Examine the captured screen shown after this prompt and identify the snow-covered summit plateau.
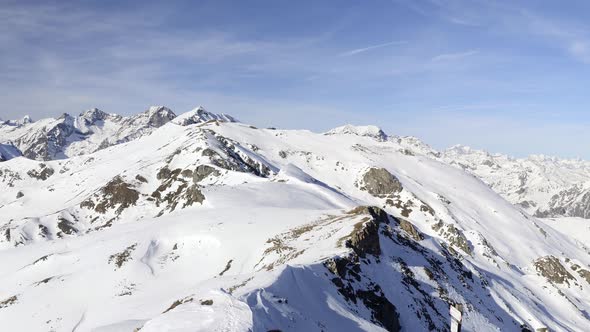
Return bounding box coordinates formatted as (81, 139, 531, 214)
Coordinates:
(0, 107, 589, 331)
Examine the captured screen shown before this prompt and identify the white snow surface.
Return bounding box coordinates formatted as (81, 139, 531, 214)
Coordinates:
(0, 114, 589, 331)
(325, 124, 388, 141)
(173, 106, 238, 125)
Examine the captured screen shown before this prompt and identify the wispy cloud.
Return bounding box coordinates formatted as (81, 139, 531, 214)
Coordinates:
(431, 50, 479, 62)
(392, 0, 482, 27)
(339, 41, 406, 56)
(516, 10, 590, 64)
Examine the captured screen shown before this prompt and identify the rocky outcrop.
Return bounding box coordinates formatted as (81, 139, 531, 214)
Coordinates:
(534, 256, 575, 286)
(432, 221, 472, 255)
(345, 206, 390, 257)
(151, 166, 206, 215)
(192, 165, 221, 183)
(27, 163, 54, 180)
(357, 167, 402, 197)
(80, 176, 140, 215)
(108, 243, 137, 269)
(325, 207, 401, 331)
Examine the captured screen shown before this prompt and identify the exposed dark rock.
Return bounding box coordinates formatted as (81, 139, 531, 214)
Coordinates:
(193, 165, 220, 183)
(163, 296, 193, 313)
(398, 219, 424, 241)
(27, 164, 54, 180)
(0, 295, 17, 308)
(108, 243, 137, 269)
(357, 167, 402, 197)
(135, 174, 148, 183)
(432, 221, 471, 255)
(576, 268, 590, 284)
(16, 191, 24, 198)
(419, 202, 435, 216)
(534, 256, 575, 285)
(324, 208, 402, 332)
(357, 287, 401, 332)
(345, 206, 390, 257)
(56, 217, 77, 237)
(219, 259, 233, 276)
(151, 166, 206, 215)
(80, 176, 140, 215)
(183, 184, 205, 207)
(200, 299, 214, 306)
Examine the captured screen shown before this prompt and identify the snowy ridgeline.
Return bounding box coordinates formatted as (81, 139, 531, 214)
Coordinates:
(0, 108, 589, 331)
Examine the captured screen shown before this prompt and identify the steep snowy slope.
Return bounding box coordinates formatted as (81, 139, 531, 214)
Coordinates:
(0, 142, 21, 161)
(1, 117, 590, 331)
(440, 145, 590, 218)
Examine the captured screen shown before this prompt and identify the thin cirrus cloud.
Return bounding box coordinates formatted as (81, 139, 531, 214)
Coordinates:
(431, 50, 479, 62)
(339, 41, 407, 56)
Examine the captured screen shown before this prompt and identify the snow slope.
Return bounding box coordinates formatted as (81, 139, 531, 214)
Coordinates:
(0, 114, 589, 331)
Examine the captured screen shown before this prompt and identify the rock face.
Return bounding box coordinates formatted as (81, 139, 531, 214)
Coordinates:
(325, 207, 402, 331)
(81, 176, 140, 215)
(192, 165, 221, 183)
(357, 167, 403, 197)
(534, 256, 575, 285)
(345, 206, 390, 257)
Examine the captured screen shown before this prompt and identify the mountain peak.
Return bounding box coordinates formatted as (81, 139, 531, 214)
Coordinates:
(146, 105, 174, 116)
(143, 106, 177, 127)
(324, 124, 387, 141)
(79, 108, 109, 123)
(173, 106, 238, 126)
(21, 115, 33, 124)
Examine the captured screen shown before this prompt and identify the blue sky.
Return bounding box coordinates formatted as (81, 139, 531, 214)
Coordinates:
(2, 0, 590, 158)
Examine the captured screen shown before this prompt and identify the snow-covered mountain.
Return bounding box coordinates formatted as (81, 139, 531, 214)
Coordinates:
(1, 111, 590, 331)
(440, 145, 590, 219)
(0, 106, 233, 161)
